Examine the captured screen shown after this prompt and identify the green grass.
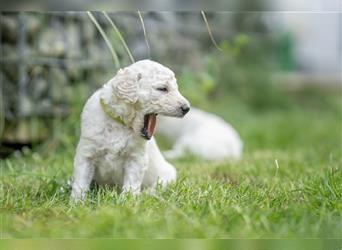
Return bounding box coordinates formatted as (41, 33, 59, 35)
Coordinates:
(1, 87, 341, 238)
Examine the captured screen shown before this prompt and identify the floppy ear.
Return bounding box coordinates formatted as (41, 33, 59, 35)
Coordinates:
(112, 68, 139, 103)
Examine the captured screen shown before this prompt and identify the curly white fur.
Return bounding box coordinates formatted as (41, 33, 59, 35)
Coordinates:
(158, 107, 243, 161)
(71, 60, 190, 201)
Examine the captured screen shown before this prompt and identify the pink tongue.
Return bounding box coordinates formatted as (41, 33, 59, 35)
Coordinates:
(147, 114, 157, 138)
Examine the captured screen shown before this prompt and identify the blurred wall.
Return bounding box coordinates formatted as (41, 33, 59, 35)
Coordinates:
(266, 0, 341, 74)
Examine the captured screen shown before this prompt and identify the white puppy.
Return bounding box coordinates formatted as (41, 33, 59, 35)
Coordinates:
(157, 107, 243, 161)
(71, 60, 190, 201)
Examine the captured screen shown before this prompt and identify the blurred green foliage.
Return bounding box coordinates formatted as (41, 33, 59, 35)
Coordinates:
(178, 33, 294, 111)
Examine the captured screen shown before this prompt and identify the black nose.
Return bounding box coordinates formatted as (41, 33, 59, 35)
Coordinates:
(181, 105, 190, 115)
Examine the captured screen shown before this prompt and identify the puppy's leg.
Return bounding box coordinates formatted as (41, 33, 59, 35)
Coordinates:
(143, 138, 177, 189)
(156, 161, 177, 187)
(71, 143, 95, 202)
(122, 154, 147, 195)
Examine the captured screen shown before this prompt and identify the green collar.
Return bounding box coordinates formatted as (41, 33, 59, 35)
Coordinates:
(99, 97, 125, 126)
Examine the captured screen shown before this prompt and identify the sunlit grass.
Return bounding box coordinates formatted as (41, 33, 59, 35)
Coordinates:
(1, 88, 341, 238)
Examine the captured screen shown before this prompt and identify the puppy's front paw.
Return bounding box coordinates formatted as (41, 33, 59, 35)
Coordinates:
(121, 186, 141, 196)
(70, 189, 87, 203)
(143, 187, 156, 195)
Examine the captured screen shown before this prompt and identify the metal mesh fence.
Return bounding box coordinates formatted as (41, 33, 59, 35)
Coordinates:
(0, 12, 119, 155)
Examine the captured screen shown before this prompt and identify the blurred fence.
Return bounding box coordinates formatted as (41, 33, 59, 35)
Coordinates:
(1, 11, 116, 116)
(0, 12, 119, 156)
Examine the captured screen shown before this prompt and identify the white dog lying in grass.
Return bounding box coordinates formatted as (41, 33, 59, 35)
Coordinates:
(71, 60, 190, 201)
(157, 107, 243, 161)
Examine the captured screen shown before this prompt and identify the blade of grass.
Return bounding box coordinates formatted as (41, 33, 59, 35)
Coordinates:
(137, 11, 151, 58)
(0, 14, 3, 141)
(102, 11, 135, 64)
(86, 11, 120, 69)
(201, 11, 223, 52)
(0, 71, 4, 141)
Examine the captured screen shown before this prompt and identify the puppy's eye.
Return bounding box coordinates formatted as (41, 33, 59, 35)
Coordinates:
(156, 87, 168, 92)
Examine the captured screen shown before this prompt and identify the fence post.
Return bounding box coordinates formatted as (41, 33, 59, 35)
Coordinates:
(17, 11, 28, 118)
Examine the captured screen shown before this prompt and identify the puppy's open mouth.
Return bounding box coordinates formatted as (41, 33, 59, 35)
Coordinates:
(140, 113, 157, 140)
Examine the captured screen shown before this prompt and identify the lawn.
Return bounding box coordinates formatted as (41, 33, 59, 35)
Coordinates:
(1, 85, 341, 238)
